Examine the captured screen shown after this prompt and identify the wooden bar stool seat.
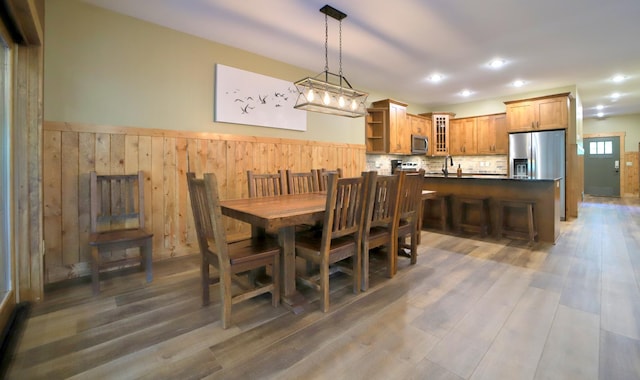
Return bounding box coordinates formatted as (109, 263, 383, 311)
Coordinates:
(498, 199, 537, 243)
(422, 194, 451, 232)
(455, 195, 490, 237)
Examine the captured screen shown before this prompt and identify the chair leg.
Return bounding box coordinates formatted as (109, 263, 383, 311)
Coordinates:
(361, 242, 370, 291)
(353, 247, 361, 295)
(272, 255, 280, 307)
(91, 247, 100, 295)
(320, 262, 330, 312)
(220, 271, 233, 329)
(410, 225, 418, 265)
(201, 256, 210, 306)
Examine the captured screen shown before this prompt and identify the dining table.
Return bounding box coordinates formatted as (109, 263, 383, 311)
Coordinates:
(220, 192, 328, 314)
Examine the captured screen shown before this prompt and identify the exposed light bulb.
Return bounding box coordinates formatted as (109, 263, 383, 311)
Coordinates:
(338, 96, 346, 108)
(351, 99, 357, 111)
(306, 89, 315, 102)
(612, 74, 626, 83)
(429, 74, 443, 82)
(323, 91, 331, 105)
(489, 58, 506, 69)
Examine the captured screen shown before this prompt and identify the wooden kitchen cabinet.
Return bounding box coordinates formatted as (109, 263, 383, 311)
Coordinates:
(421, 112, 455, 156)
(371, 99, 410, 154)
(365, 108, 388, 153)
(449, 117, 477, 155)
(477, 113, 507, 154)
(408, 113, 431, 152)
(505, 93, 570, 132)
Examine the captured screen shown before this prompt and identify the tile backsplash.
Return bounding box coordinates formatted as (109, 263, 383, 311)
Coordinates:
(366, 154, 508, 175)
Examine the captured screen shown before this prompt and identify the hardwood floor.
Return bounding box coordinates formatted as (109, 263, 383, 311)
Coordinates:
(6, 196, 640, 379)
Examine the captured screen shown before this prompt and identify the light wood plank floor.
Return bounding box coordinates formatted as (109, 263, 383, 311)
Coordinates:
(6, 196, 640, 379)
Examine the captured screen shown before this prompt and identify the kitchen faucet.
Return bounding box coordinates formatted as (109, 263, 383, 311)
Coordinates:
(442, 155, 454, 176)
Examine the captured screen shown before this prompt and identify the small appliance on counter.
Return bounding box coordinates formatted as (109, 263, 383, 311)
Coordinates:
(400, 161, 420, 171)
(391, 159, 403, 174)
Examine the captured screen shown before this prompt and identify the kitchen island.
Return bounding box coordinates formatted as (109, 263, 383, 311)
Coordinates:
(422, 174, 561, 243)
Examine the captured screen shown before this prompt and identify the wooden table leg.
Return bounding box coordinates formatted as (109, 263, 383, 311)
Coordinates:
(278, 225, 306, 314)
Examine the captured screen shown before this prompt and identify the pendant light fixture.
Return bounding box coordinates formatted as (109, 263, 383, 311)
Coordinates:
(294, 5, 368, 118)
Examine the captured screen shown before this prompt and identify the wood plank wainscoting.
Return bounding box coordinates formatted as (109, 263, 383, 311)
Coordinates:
(42, 121, 366, 285)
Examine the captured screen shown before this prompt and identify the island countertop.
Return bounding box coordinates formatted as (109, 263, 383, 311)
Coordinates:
(421, 175, 561, 243)
(423, 173, 562, 181)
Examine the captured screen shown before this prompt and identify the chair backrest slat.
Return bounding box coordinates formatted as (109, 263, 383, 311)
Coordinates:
(397, 170, 425, 222)
(186, 172, 231, 271)
(247, 170, 287, 197)
(90, 171, 144, 232)
(287, 170, 320, 194)
(322, 174, 367, 243)
(318, 168, 343, 192)
(363, 171, 400, 234)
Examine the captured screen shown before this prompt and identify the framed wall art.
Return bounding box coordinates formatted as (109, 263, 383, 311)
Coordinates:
(214, 64, 306, 131)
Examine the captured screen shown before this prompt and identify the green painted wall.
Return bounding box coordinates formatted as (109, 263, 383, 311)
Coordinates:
(584, 114, 640, 152)
(44, 0, 380, 144)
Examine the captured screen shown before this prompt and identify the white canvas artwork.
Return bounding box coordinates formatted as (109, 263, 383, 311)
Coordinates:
(214, 64, 307, 131)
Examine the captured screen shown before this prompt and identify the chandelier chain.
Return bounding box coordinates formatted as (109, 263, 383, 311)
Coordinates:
(339, 19, 343, 78)
(324, 13, 329, 73)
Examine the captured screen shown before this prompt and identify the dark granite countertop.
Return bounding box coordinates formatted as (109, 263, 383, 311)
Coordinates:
(423, 173, 561, 181)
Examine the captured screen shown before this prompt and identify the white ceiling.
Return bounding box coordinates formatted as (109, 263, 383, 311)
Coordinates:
(82, 0, 640, 119)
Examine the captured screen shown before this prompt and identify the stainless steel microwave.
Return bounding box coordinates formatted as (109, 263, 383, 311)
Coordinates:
(411, 134, 429, 154)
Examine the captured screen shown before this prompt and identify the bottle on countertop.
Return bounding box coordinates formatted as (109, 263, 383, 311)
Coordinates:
(457, 164, 462, 177)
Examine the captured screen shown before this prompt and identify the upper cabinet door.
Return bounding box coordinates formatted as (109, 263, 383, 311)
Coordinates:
(505, 93, 570, 132)
(449, 117, 477, 155)
(477, 113, 507, 154)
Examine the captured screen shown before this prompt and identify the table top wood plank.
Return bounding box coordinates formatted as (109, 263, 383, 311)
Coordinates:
(220, 192, 327, 231)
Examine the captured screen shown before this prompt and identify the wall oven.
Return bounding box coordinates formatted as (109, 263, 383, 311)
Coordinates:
(411, 134, 429, 154)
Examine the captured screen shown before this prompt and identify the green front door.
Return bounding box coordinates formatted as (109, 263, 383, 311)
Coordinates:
(584, 136, 620, 197)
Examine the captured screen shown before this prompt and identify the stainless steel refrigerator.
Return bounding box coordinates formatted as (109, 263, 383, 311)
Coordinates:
(508, 130, 565, 220)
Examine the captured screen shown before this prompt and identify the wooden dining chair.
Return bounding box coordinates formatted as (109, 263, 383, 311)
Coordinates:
(186, 172, 280, 329)
(295, 173, 368, 312)
(361, 171, 401, 291)
(88, 171, 153, 295)
(317, 168, 343, 192)
(395, 169, 425, 274)
(286, 169, 320, 194)
(247, 169, 287, 197)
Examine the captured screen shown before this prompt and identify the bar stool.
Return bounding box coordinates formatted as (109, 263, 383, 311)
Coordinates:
(498, 199, 537, 243)
(422, 194, 451, 232)
(455, 195, 490, 237)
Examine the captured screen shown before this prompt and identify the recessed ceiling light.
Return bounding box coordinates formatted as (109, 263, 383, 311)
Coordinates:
(597, 112, 604, 118)
(488, 58, 506, 69)
(611, 92, 621, 100)
(612, 74, 626, 83)
(512, 80, 526, 87)
(428, 73, 444, 83)
(460, 89, 473, 97)
(596, 104, 604, 110)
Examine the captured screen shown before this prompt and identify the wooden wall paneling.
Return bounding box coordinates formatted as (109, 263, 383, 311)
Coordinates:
(110, 134, 125, 175)
(42, 130, 61, 282)
(41, 122, 367, 283)
(94, 133, 110, 174)
(151, 136, 165, 257)
(60, 131, 79, 265)
(13, 47, 33, 298)
(175, 137, 190, 251)
(123, 135, 140, 259)
(163, 137, 177, 257)
(77, 132, 95, 263)
(138, 135, 153, 240)
(624, 152, 639, 196)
